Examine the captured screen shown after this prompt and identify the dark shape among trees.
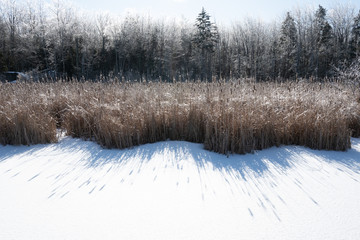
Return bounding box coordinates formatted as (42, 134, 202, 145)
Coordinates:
(313, 5, 333, 78)
(279, 12, 297, 79)
(350, 10, 360, 59)
(192, 7, 219, 81)
(0, 1, 360, 81)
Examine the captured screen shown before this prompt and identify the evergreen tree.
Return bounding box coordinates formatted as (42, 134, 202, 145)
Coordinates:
(279, 12, 297, 79)
(192, 8, 219, 81)
(314, 5, 333, 78)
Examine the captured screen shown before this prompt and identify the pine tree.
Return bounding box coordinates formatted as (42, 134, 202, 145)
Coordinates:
(192, 8, 219, 81)
(279, 12, 297, 79)
(313, 5, 333, 78)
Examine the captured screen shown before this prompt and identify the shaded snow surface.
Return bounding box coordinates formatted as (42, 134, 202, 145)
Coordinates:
(1, 136, 360, 240)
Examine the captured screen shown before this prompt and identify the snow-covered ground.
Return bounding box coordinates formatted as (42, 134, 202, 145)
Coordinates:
(1, 135, 360, 240)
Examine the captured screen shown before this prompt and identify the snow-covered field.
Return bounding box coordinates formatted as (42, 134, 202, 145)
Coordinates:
(1, 135, 360, 240)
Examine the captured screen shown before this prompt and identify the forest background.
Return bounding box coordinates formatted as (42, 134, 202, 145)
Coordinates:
(0, 0, 360, 81)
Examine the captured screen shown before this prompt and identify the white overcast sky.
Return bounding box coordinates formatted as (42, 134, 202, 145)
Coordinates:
(54, 0, 360, 25)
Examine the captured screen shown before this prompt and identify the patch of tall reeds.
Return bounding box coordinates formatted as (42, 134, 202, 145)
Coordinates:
(0, 79, 359, 154)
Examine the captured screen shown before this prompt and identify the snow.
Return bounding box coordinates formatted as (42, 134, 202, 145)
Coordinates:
(1, 136, 360, 240)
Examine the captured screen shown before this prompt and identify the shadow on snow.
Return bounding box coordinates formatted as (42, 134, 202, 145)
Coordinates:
(1, 137, 360, 177)
(1, 137, 360, 221)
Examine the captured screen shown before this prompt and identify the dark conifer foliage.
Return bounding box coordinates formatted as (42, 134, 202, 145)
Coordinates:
(192, 8, 219, 81)
(279, 12, 297, 79)
(313, 5, 333, 78)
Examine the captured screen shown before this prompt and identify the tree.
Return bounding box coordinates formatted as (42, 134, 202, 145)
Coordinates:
(329, 4, 356, 66)
(279, 12, 297, 79)
(2, 0, 23, 71)
(95, 13, 112, 77)
(178, 22, 193, 80)
(313, 5, 333, 78)
(192, 8, 219, 81)
(268, 23, 280, 80)
(0, 0, 359, 81)
(350, 11, 360, 59)
(0, 6, 7, 72)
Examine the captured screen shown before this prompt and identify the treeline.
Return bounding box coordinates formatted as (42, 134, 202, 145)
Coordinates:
(0, 0, 360, 81)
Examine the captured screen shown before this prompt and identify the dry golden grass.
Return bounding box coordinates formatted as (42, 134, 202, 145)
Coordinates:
(0, 79, 359, 154)
(0, 82, 57, 145)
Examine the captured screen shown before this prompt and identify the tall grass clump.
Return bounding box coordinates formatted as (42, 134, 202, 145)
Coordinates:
(0, 82, 57, 145)
(0, 79, 359, 154)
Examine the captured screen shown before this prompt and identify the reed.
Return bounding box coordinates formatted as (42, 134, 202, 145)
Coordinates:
(0, 79, 358, 154)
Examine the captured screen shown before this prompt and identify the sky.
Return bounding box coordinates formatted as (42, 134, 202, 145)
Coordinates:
(67, 0, 360, 26)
